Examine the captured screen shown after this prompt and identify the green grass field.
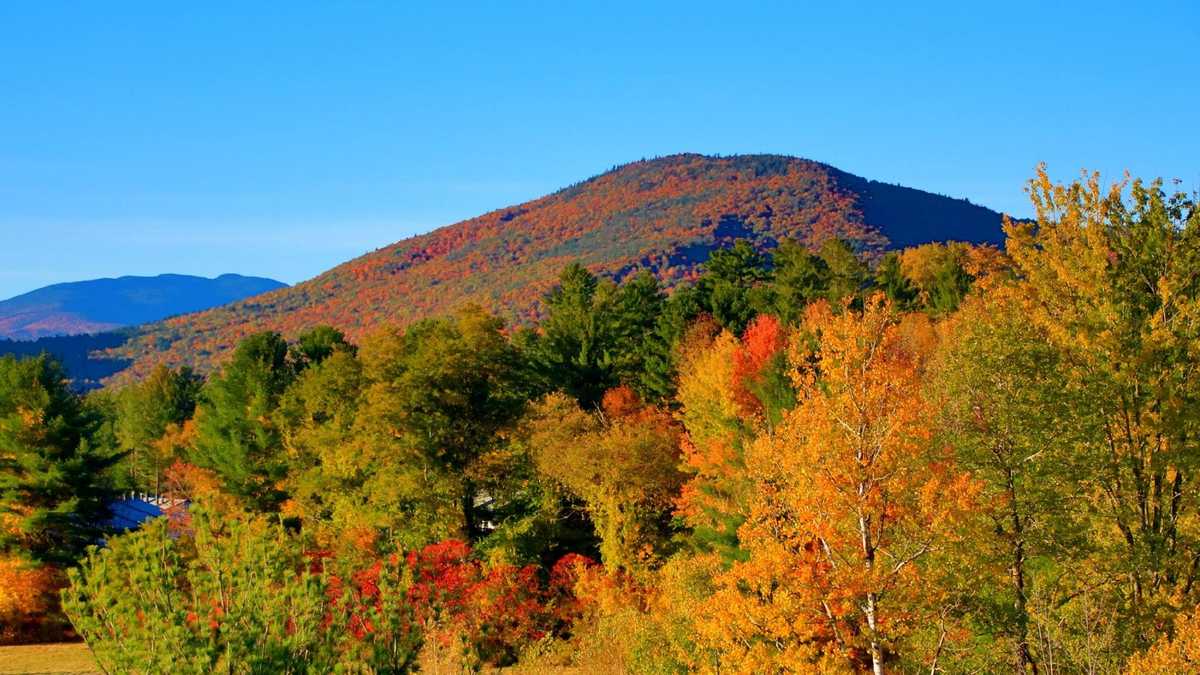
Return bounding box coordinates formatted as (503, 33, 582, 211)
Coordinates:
(0, 643, 98, 675)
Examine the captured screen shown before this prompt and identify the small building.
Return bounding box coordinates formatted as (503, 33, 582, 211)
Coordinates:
(107, 493, 189, 532)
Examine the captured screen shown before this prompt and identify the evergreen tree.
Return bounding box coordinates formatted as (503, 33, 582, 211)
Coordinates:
(925, 254, 973, 315)
(190, 331, 294, 511)
(0, 355, 117, 565)
(817, 237, 869, 307)
(609, 271, 665, 384)
(635, 284, 705, 403)
(698, 240, 770, 333)
(527, 264, 620, 407)
(874, 251, 919, 311)
(759, 239, 831, 324)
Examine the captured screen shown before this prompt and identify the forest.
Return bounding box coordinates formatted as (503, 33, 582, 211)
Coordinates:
(2, 167, 1199, 673)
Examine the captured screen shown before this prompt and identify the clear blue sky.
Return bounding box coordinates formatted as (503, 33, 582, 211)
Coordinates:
(1, 2, 1197, 299)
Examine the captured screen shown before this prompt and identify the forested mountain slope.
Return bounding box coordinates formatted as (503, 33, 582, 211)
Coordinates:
(112, 154, 1007, 379)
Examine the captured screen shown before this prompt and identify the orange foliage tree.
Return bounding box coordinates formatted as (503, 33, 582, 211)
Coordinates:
(0, 555, 64, 644)
(698, 295, 977, 673)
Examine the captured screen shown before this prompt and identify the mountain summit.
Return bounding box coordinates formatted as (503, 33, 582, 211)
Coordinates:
(114, 154, 1007, 378)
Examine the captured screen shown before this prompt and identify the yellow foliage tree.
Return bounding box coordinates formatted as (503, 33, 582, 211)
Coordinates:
(674, 325, 753, 559)
(525, 388, 685, 572)
(1006, 165, 1200, 646)
(1125, 605, 1200, 673)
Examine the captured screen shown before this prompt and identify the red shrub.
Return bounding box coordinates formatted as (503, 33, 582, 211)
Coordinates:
(313, 540, 596, 667)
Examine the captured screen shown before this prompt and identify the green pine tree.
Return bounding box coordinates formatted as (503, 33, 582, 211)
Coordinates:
(0, 354, 118, 565)
(874, 251, 919, 311)
(190, 331, 294, 511)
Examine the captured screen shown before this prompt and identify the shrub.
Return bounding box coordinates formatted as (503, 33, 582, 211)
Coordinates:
(62, 511, 589, 672)
(62, 511, 417, 673)
(0, 555, 68, 644)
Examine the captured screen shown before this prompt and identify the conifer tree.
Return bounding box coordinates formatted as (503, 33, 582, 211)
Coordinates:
(634, 284, 705, 404)
(874, 251, 918, 311)
(0, 355, 117, 565)
(762, 239, 833, 323)
(528, 263, 619, 407)
(817, 237, 869, 307)
(698, 239, 770, 333)
(190, 331, 294, 511)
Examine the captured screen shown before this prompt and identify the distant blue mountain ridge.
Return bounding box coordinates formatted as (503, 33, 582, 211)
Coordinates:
(0, 273, 287, 340)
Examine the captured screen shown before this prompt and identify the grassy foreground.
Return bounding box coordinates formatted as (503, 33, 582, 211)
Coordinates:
(0, 643, 98, 675)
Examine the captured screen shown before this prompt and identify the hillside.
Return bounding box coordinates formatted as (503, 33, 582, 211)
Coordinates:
(111, 154, 1007, 380)
(0, 273, 286, 340)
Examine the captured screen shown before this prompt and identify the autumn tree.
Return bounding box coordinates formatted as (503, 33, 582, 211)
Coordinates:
(274, 346, 367, 546)
(1124, 604, 1200, 673)
(674, 324, 748, 562)
(700, 296, 976, 673)
(730, 314, 794, 427)
(0, 554, 65, 643)
(355, 306, 527, 545)
(898, 242, 974, 315)
(113, 364, 200, 494)
(674, 314, 794, 562)
(524, 387, 684, 572)
(63, 508, 423, 673)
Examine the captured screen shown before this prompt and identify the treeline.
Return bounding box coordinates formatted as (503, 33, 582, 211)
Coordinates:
(3, 167, 1200, 673)
(0, 332, 131, 390)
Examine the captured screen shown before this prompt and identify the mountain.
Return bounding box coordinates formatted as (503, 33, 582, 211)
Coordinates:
(0, 273, 287, 340)
(109, 154, 1008, 381)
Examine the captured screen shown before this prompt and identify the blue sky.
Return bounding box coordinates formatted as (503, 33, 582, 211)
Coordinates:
(1, 2, 1197, 299)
